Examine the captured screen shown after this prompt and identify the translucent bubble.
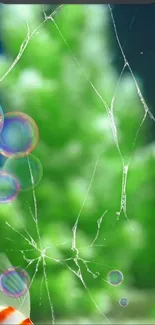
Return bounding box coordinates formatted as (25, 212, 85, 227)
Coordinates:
(119, 297, 129, 307)
(0, 171, 20, 203)
(0, 267, 30, 298)
(0, 106, 4, 133)
(3, 154, 43, 191)
(0, 111, 39, 158)
(107, 270, 124, 286)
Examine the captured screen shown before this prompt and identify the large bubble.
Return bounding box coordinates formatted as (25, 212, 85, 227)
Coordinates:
(107, 270, 124, 286)
(0, 106, 4, 133)
(0, 171, 20, 203)
(0, 267, 30, 298)
(3, 154, 43, 191)
(0, 111, 39, 158)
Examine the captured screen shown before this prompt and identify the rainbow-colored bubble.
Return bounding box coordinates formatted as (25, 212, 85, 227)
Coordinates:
(0, 171, 20, 203)
(107, 270, 124, 286)
(0, 110, 42, 203)
(4, 154, 43, 191)
(0, 267, 30, 298)
(0, 106, 4, 133)
(0, 111, 39, 158)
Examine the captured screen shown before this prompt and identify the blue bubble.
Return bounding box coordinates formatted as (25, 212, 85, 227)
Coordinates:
(0, 267, 30, 298)
(119, 297, 129, 307)
(0, 170, 20, 203)
(107, 270, 124, 286)
(0, 111, 39, 158)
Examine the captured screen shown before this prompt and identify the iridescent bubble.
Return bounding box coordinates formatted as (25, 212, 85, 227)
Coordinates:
(0, 111, 39, 158)
(119, 297, 129, 307)
(0, 267, 30, 298)
(0, 171, 20, 203)
(0, 106, 4, 133)
(107, 270, 124, 286)
(4, 153, 43, 191)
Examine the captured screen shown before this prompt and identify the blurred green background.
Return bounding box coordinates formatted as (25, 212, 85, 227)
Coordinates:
(0, 4, 155, 324)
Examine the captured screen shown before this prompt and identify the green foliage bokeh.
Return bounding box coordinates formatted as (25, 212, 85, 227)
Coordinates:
(0, 4, 155, 322)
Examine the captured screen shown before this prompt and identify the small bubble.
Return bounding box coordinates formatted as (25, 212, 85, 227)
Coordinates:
(107, 269, 124, 286)
(119, 297, 129, 307)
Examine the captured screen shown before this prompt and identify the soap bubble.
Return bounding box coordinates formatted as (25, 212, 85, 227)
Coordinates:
(0, 111, 39, 158)
(0, 106, 4, 133)
(107, 270, 124, 286)
(119, 297, 129, 307)
(0, 267, 30, 298)
(0, 171, 20, 203)
(3, 153, 43, 191)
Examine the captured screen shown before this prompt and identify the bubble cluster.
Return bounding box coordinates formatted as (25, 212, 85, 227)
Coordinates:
(0, 171, 20, 203)
(4, 154, 43, 191)
(0, 111, 39, 158)
(107, 270, 124, 286)
(0, 110, 42, 203)
(119, 297, 129, 307)
(0, 267, 30, 298)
